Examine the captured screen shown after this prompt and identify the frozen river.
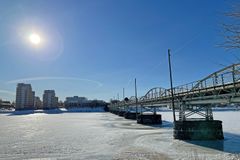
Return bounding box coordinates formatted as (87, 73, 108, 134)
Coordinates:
(0, 110, 240, 160)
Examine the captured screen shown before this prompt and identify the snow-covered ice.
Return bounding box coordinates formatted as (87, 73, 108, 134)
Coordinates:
(0, 109, 239, 160)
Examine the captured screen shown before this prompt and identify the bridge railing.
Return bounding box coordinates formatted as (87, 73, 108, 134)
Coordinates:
(143, 87, 170, 100)
(176, 66, 240, 95)
(173, 81, 199, 95)
(189, 70, 239, 93)
(110, 63, 240, 107)
(142, 64, 240, 101)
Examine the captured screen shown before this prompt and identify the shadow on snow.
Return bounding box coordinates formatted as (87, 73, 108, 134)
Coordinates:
(185, 132, 240, 153)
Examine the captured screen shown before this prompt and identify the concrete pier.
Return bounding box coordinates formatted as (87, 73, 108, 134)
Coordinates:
(174, 119, 224, 140)
(118, 111, 126, 117)
(124, 111, 137, 120)
(111, 110, 119, 115)
(137, 112, 162, 124)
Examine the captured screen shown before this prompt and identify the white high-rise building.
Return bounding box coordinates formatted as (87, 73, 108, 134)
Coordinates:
(15, 83, 35, 110)
(43, 90, 58, 109)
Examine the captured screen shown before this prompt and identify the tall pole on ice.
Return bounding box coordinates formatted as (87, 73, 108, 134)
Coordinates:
(135, 78, 138, 117)
(168, 49, 176, 122)
(123, 88, 126, 111)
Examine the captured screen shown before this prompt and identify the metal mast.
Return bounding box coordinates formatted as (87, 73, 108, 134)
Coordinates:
(135, 78, 138, 116)
(168, 49, 176, 122)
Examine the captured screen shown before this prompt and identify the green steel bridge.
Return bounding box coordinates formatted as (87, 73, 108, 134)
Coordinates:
(109, 63, 240, 139)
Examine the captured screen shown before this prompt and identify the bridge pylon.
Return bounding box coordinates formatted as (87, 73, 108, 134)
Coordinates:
(137, 104, 162, 125)
(174, 99, 223, 140)
(172, 63, 240, 140)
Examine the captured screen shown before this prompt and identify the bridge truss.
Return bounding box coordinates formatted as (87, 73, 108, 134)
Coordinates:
(109, 63, 240, 121)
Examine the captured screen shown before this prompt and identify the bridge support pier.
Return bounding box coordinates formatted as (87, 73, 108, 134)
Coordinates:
(123, 105, 137, 120)
(137, 106, 162, 125)
(118, 107, 126, 117)
(124, 111, 137, 120)
(137, 113, 162, 124)
(205, 105, 213, 120)
(174, 104, 224, 140)
(174, 120, 224, 140)
(179, 104, 186, 121)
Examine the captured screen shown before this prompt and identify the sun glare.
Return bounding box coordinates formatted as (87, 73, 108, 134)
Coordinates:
(29, 33, 41, 45)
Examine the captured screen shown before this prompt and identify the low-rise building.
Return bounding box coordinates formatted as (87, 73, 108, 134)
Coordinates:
(0, 100, 14, 109)
(64, 96, 88, 108)
(64, 96, 107, 108)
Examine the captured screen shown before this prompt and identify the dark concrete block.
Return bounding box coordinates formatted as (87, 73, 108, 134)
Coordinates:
(137, 113, 162, 124)
(174, 120, 224, 140)
(124, 112, 137, 120)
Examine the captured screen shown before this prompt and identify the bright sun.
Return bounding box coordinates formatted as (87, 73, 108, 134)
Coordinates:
(29, 33, 41, 45)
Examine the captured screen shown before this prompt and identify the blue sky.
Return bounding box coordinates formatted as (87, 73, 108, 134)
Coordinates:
(0, 0, 239, 102)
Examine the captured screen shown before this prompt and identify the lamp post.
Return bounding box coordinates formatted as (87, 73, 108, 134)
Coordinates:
(168, 49, 176, 122)
(135, 78, 138, 117)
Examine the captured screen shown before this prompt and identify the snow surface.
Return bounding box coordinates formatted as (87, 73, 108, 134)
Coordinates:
(0, 110, 239, 160)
